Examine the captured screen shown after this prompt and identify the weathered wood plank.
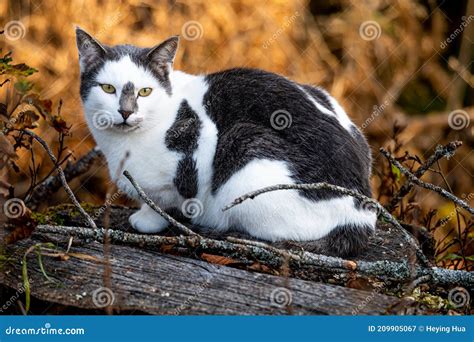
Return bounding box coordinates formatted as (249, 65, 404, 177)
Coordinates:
(2, 234, 402, 315)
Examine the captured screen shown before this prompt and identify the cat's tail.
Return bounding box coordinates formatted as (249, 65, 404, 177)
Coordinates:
(316, 223, 375, 257)
(274, 222, 375, 257)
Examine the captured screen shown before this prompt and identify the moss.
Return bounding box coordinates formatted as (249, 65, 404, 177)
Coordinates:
(31, 210, 65, 226)
(411, 287, 447, 310)
(31, 203, 98, 226)
(79, 202, 96, 214)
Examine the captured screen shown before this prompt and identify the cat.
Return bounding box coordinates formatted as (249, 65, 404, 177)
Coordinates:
(76, 27, 376, 257)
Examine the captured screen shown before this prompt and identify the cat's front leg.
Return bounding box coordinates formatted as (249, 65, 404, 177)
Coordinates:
(129, 203, 169, 233)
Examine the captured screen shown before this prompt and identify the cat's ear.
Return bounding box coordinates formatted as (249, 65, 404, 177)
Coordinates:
(146, 36, 179, 65)
(75, 26, 107, 71)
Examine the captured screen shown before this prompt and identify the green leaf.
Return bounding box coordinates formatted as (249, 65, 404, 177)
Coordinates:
(0, 51, 37, 78)
(14, 79, 33, 93)
(391, 164, 401, 181)
(442, 253, 462, 260)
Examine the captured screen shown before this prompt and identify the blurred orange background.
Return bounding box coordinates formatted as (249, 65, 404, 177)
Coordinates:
(1, 0, 473, 266)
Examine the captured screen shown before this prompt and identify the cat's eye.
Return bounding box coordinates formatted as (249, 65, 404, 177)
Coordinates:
(100, 84, 116, 94)
(138, 87, 152, 97)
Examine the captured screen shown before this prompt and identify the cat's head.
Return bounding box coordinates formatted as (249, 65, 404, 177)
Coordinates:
(76, 27, 179, 133)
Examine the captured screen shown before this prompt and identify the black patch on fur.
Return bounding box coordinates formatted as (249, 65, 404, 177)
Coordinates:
(203, 68, 372, 201)
(119, 81, 138, 113)
(272, 224, 374, 257)
(165, 100, 202, 198)
(319, 223, 374, 257)
(174, 156, 198, 198)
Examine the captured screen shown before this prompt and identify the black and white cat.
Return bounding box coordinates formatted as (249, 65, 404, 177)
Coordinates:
(76, 28, 376, 257)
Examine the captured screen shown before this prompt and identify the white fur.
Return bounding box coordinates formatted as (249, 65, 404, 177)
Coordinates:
(82, 56, 376, 240)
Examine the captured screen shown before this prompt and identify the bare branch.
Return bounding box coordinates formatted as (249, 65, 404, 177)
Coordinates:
(35, 224, 474, 288)
(22, 130, 97, 229)
(222, 182, 431, 266)
(123, 170, 199, 237)
(380, 147, 474, 215)
(27, 147, 104, 208)
(386, 141, 463, 212)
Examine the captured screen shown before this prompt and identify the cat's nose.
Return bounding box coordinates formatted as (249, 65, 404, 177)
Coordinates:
(118, 109, 133, 121)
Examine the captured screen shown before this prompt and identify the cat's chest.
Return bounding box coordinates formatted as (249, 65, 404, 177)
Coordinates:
(107, 133, 182, 202)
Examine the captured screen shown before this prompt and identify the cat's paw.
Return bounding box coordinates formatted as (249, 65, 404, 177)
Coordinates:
(129, 206, 169, 233)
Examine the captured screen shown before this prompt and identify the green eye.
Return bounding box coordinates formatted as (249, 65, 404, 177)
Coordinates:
(138, 87, 152, 97)
(100, 84, 116, 94)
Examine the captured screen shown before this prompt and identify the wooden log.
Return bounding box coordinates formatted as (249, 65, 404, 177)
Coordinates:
(1, 233, 404, 315)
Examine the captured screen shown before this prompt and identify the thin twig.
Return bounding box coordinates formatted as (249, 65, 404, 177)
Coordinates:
(123, 170, 199, 237)
(380, 147, 474, 215)
(222, 182, 431, 266)
(386, 141, 463, 212)
(22, 130, 97, 229)
(27, 147, 104, 208)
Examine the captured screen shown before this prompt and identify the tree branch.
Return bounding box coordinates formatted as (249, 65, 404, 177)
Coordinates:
(385, 141, 463, 212)
(35, 224, 474, 288)
(380, 147, 474, 215)
(222, 182, 431, 266)
(27, 147, 104, 208)
(123, 170, 199, 237)
(22, 130, 97, 229)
